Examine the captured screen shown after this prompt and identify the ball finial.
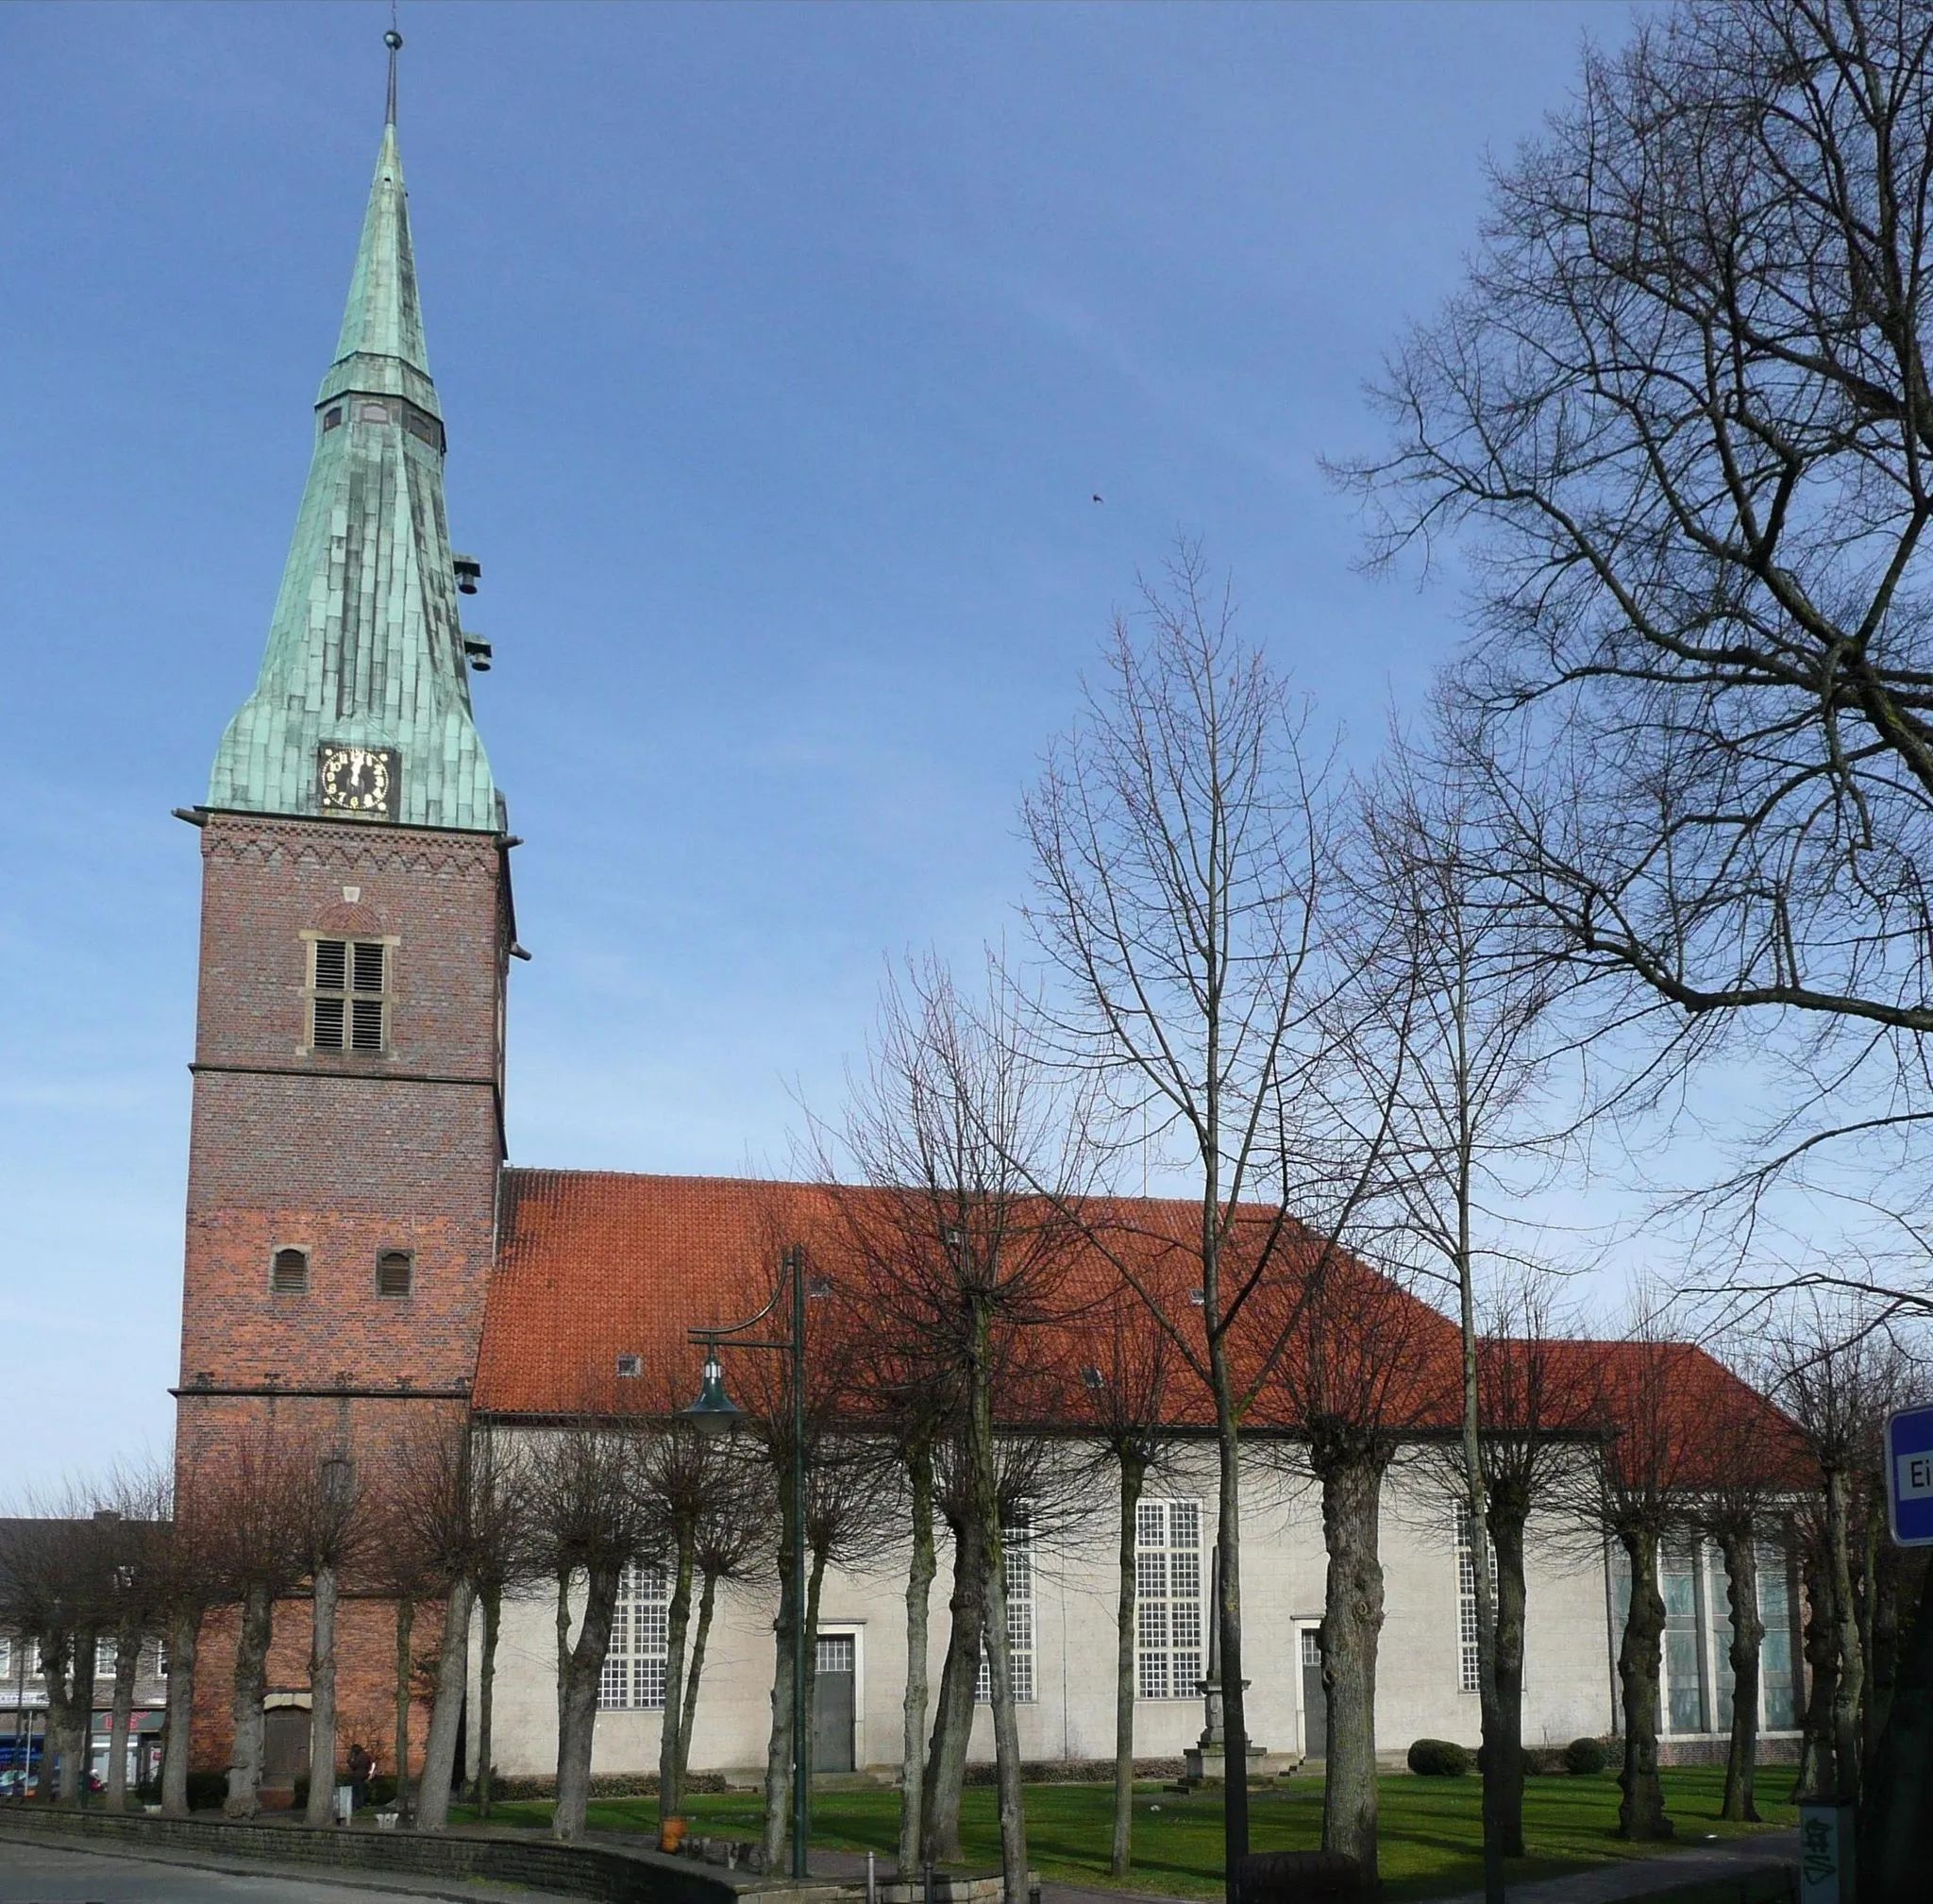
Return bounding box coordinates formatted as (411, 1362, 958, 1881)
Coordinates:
(385, 29, 403, 51)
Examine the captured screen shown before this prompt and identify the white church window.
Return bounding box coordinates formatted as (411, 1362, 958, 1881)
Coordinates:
(975, 1517, 1035, 1706)
(597, 1562, 668, 1710)
(1454, 1508, 1496, 1695)
(1135, 1498, 1202, 1701)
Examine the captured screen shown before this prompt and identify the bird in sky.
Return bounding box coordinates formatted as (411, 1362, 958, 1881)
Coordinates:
(1091, 493, 1104, 503)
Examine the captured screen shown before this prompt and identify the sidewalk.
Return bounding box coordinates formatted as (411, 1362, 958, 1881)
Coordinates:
(1432, 1829, 1798, 1904)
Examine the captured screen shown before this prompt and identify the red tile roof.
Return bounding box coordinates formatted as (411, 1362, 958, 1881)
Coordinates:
(473, 1169, 1805, 1488)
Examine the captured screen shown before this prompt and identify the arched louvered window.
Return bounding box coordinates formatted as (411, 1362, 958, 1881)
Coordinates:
(271, 1248, 310, 1296)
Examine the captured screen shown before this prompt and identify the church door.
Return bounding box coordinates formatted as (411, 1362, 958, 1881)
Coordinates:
(1300, 1628, 1326, 1760)
(814, 1634, 856, 1774)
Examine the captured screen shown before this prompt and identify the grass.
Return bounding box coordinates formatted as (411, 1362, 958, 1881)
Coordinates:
(455, 1763, 1798, 1900)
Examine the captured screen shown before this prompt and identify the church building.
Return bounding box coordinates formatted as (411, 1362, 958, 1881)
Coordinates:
(175, 67, 1803, 1794)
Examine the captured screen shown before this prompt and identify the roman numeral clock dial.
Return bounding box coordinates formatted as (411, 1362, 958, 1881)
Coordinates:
(317, 744, 399, 820)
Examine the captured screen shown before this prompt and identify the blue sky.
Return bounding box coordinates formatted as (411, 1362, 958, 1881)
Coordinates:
(0, 0, 1638, 1489)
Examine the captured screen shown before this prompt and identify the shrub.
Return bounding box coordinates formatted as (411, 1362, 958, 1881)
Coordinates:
(1406, 1738, 1471, 1777)
(185, 1770, 227, 1811)
(1525, 1746, 1568, 1777)
(366, 1774, 398, 1806)
(1564, 1736, 1609, 1776)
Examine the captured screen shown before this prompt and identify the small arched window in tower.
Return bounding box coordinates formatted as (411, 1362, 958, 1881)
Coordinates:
(322, 406, 344, 431)
(376, 1250, 414, 1299)
(271, 1248, 310, 1296)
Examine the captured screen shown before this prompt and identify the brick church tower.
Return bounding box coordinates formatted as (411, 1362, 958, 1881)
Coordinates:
(176, 54, 513, 1765)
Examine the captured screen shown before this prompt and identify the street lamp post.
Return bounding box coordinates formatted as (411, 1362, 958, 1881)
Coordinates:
(681, 1243, 810, 1881)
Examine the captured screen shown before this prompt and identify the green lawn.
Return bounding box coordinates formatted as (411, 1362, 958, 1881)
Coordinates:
(458, 1764, 1797, 1900)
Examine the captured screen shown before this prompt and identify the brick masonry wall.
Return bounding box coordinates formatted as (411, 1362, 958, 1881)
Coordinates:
(180, 813, 508, 1398)
(177, 813, 511, 1774)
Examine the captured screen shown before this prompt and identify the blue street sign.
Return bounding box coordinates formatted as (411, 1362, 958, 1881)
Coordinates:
(1884, 1403, 1933, 1547)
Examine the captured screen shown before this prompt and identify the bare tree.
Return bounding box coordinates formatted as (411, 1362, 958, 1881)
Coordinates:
(1022, 542, 1400, 1889)
(525, 1414, 656, 1843)
(467, 1425, 539, 1823)
(1688, 1363, 1800, 1823)
(1336, 14, 1933, 1876)
(1070, 1284, 1172, 1880)
(1770, 1304, 1911, 1814)
(289, 1450, 362, 1828)
(1551, 1315, 1701, 1843)
(382, 1416, 531, 1833)
(0, 1499, 113, 1807)
(1342, 717, 1570, 1901)
(815, 955, 1090, 1901)
(1256, 1252, 1458, 1885)
(1471, 1287, 1591, 1856)
(674, 1469, 770, 1802)
(195, 1426, 312, 1819)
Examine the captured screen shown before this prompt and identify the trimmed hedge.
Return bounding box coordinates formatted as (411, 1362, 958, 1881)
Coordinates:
(1564, 1736, 1610, 1776)
(1406, 1739, 1471, 1778)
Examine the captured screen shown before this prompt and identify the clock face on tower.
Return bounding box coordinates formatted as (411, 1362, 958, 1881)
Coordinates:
(317, 744, 399, 820)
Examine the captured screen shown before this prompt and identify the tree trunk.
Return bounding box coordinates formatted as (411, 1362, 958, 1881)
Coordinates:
(968, 1299, 1028, 1904)
(798, 1537, 832, 1861)
(659, 1525, 698, 1823)
(1615, 1525, 1671, 1841)
(553, 1559, 620, 1843)
(226, 1591, 272, 1818)
(554, 1568, 573, 1743)
(476, 1586, 501, 1820)
(393, 1595, 415, 1822)
(305, 1564, 340, 1827)
(1717, 1530, 1763, 1824)
(899, 1435, 936, 1879)
(922, 1512, 986, 1864)
(762, 1434, 805, 1877)
(416, 1577, 474, 1831)
(106, 1632, 139, 1812)
(1208, 1344, 1249, 1893)
(34, 1635, 70, 1806)
(1486, 1495, 1529, 1858)
(63, 1629, 96, 1805)
(1825, 1467, 1865, 1809)
(1868, 1544, 1901, 1752)
(762, 1504, 800, 1875)
(1315, 1444, 1387, 1885)
(1796, 1542, 1838, 1800)
(160, 1605, 200, 1817)
(677, 1566, 718, 1790)
(1112, 1451, 1147, 1879)
(1863, 1556, 1933, 1904)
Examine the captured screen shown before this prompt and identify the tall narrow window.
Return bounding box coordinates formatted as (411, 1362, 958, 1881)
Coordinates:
(309, 937, 390, 1053)
(1662, 1545, 1708, 1732)
(598, 1562, 669, 1710)
(376, 1251, 413, 1299)
(1758, 1543, 1798, 1729)
(271, 1248, 310, 1295)
(1454, 1508, 1497, 1694)
(975, 1516, 1036, 1705)
(1135, 1498, 1203, 1700)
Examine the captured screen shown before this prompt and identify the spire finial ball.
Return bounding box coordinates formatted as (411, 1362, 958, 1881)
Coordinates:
(385, 29, 403, 50)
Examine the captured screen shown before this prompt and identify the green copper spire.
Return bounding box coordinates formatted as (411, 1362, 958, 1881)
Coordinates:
(209, 37, 499, 834)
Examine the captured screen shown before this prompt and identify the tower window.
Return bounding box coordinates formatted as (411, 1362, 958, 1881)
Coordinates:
(322, 406, 343, 431)
(271, 1248, 310, 1296)
(376, 1250, 414, 1299)
(309, 936, 390, 1053)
